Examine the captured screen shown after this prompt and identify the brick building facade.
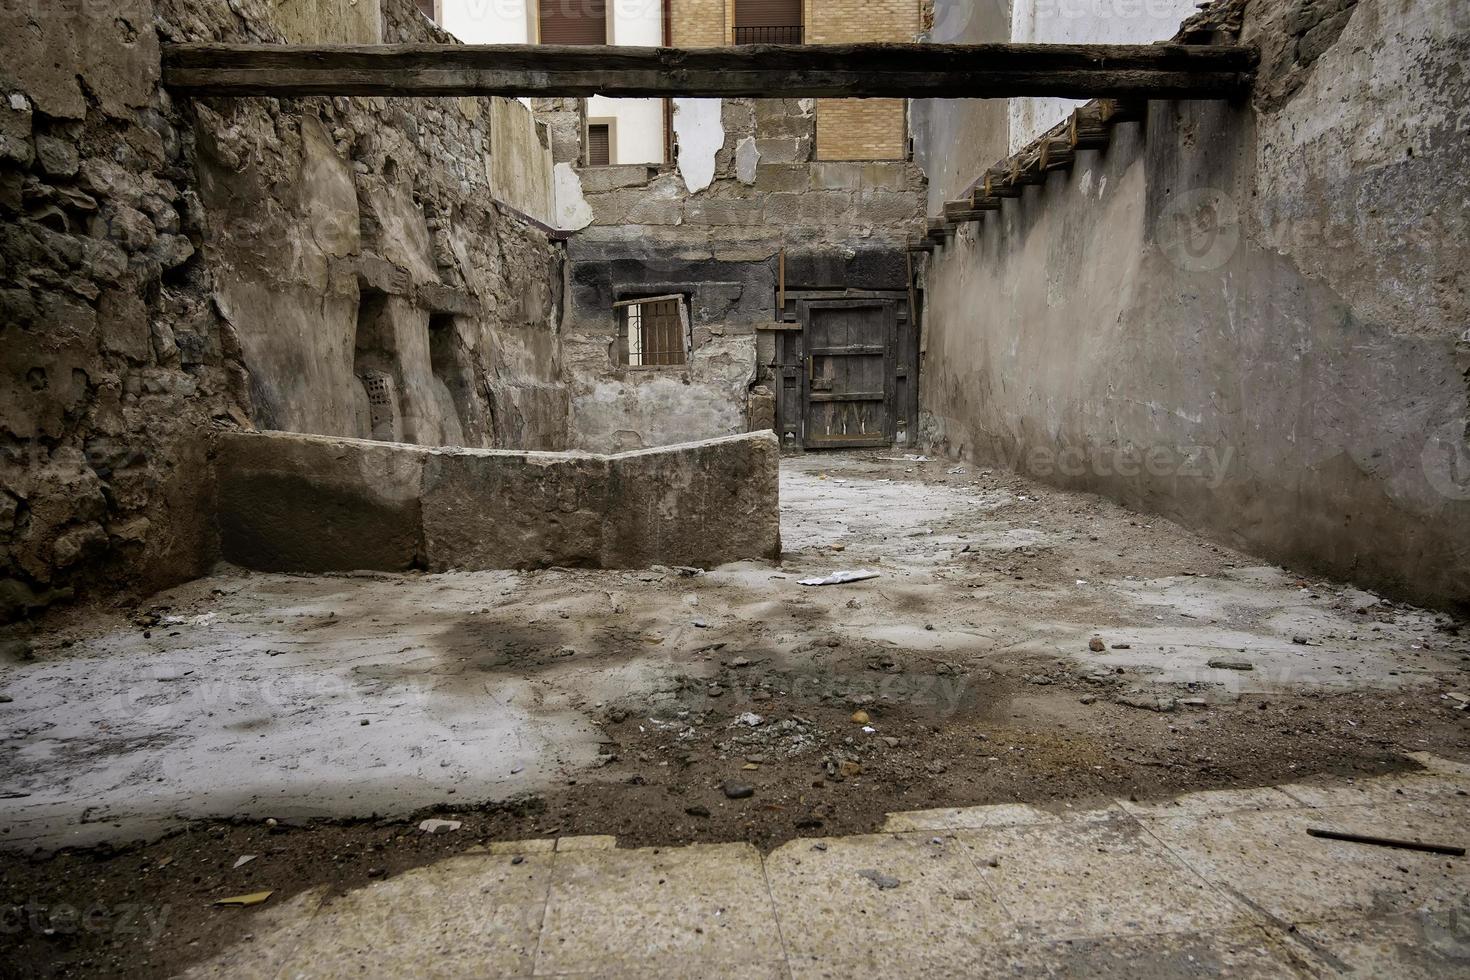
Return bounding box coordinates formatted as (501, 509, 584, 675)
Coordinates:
(667, 0, 922, 160)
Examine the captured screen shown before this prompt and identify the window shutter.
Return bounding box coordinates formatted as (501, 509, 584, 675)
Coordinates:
(414, 0, 436, 22)
(587, 124, 611, 166)
(734, 0, 803, 28)
(539, 0, 607, 45)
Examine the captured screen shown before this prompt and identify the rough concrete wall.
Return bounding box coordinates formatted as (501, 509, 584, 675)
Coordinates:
(565, 333, 757, 453)
(487, 98, 556, 226)
(562, 95, 927, 452)
(183, 0, 567, 453)
(0, 0, 567, 622)
(216, 429, 782, 572)
(911, 0, 1013, 215)
(918, 0, 1470, 609)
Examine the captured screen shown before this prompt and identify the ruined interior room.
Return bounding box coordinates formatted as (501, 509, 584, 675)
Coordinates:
(1, 0, 1467, 976)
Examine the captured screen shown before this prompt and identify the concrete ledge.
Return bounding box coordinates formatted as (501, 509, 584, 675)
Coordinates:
(214, 431, 780, 573)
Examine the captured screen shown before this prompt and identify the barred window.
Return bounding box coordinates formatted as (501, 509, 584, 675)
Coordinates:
(615, 295, 689, 368)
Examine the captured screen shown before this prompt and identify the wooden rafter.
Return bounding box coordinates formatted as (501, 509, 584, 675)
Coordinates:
(161, 41, 1256, 99)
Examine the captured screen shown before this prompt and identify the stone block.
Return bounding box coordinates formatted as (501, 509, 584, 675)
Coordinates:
(418, 283, 481, 317)
(421, 451, 607, 571)
(215, 431, 426, 573)
(577, 165, 656, 194)
(357, 253, 413, 296)
(603, 433, 781, 568)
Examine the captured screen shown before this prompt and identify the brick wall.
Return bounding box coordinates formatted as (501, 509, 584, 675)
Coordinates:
(806, 0, 921, 160)
(672, 0, 727, 46)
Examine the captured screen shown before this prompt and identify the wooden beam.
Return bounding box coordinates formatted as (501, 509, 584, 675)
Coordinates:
(1068, 104, 1110, 150)
(1038, 137, 1074, 171)
(162, 42, 1256, 99)
(943, 200, 998, 222)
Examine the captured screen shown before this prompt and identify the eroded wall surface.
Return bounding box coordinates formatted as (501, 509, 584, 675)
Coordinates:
(918, 0, 1470, 608)
(0, 0, 567, 620)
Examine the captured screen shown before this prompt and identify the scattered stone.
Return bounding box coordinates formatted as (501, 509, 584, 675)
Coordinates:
(1111, 643, 1131, 650)
(811, 842, 828, 852)
(850, 710, 870, 724)
(707, 685, 724, 698)
(232, 855, 257, 869)
(1088, 637, 1106, 652)
(1292, 636, 1310, 645)
(722, 782, 755, 800)
(1114, 692, 1177, 713)
(857, 870, 901, 890)
(838, 761, 863, 778)
(367, 867, 386, 878)
(737, 712, 764, 727)
(1208, 658, 1255, 671)
(685, 805, 711, 818)
(1079, 695, 1097, 705)
(417, 819, 462, 834)
(728, 657, 751, 668)
(511, 856, 525, 865)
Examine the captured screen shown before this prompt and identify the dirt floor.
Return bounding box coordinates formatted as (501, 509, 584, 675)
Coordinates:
(2, 451, 1467, 978)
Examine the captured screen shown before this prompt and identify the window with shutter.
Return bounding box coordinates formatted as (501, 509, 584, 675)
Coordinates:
(538, 0, 608, 45)
(733, 0, 803, 44)
(586, 124, 611, 166)
(414, 0, 436, 23)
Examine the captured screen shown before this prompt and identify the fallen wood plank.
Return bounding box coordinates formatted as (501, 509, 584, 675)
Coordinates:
(162, 42, 1256, 99)
(1307, 828, 1466, 857)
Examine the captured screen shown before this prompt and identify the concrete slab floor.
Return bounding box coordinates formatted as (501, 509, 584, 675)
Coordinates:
(0, 452, 1467, 976)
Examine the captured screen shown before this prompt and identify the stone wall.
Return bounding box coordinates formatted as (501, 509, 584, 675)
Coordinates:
(216, 430, 781, 572)
(917, 0, 1470, 609)
(0, 0, 567, 621)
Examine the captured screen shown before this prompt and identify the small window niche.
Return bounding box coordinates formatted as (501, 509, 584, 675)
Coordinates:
(615, 295, 690, 368)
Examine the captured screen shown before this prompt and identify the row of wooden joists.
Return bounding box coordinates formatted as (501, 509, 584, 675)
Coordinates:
(909, 97, 1146, 253)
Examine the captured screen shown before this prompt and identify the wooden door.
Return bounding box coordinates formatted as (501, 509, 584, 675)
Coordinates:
(799, 299, 896, 449)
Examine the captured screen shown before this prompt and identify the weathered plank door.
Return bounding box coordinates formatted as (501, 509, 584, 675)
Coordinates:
(798, 298, 897, 449)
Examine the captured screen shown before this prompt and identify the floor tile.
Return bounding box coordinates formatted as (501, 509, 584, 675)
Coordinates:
(881, 802, 1067, 832)
(766, 832, 1013, 979)
(957, 815, 1254, 941)
(1278, 771, 1470, 808)
(276, 852, 552, 979)
(178, 887, 329, 980)
(1293, 907, 1470, 978)
(1117, 786, 1301, 820)
(1142, 800, 1470, 924)
(535, 842, 786, 978)
(992, 926, 1309, 979)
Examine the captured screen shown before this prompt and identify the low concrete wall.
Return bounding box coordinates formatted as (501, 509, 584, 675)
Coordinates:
(214, 430, 780, 573)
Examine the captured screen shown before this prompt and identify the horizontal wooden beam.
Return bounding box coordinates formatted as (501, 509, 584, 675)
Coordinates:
(162, 42, 1256, 100)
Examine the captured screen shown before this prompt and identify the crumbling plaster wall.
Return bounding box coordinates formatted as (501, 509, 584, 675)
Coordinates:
(0, 0, 567, 622)
(918, 0, 1470, 608)
(561, 97, 927, 453)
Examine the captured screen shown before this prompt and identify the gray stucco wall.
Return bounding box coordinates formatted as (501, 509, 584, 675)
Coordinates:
(911, 0, 1013, 217)
(918, 0, 1470, 608)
